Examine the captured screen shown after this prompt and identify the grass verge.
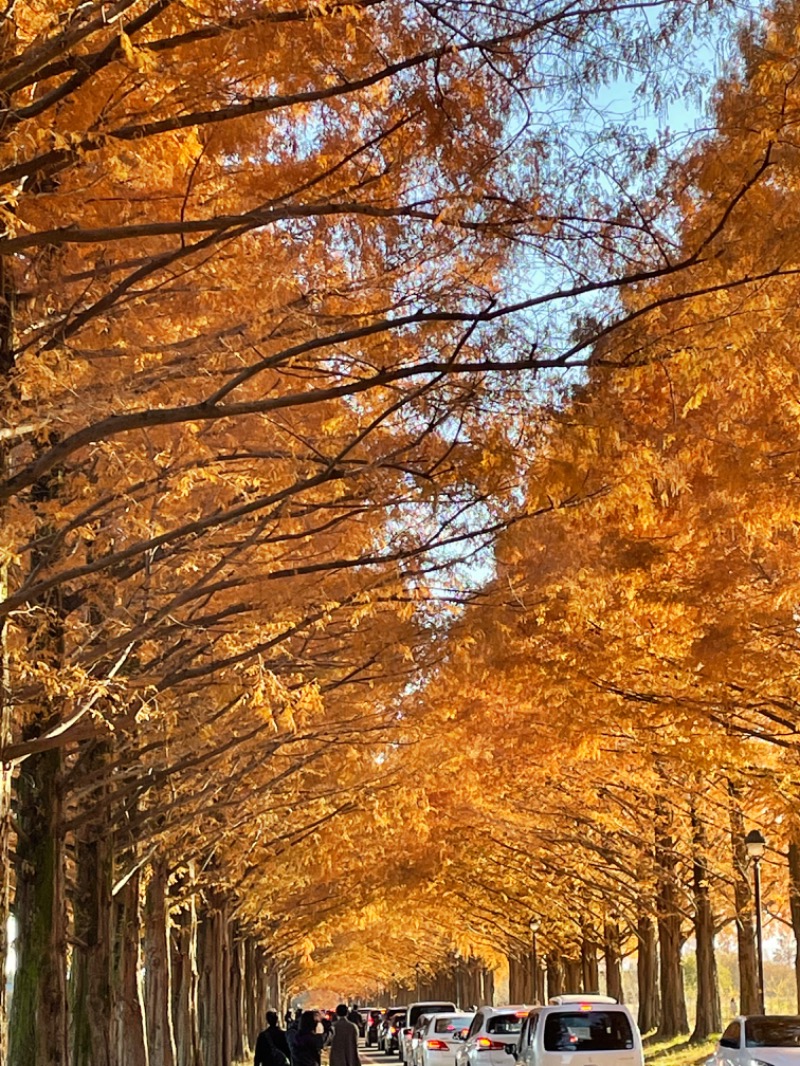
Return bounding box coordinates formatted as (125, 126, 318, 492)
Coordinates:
(644, 1034, 717, 1066)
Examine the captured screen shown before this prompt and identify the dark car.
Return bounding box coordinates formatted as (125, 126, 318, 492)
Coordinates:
(388, 1012, 408, 1055)
(366, 1010, 383, 1047)
(379, 1011, 407, 1054)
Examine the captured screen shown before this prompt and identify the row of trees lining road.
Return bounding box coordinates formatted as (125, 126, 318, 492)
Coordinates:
(295, 0, 800, 1034)
(4, 0, 800, 1064)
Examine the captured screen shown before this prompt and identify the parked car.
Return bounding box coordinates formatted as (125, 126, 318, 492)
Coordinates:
(415, 1012, 476, 1066)
(508, 995, 643, 1066)
(714, 1015, 800, 1066)
(399, 1002, 458, 1063)
(457, 1007, 534, 1066)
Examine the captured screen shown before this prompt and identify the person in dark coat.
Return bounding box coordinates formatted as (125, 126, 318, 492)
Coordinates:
(329, 1003, 361, 1066)
(291, 1010, 326, 1066)
(255, 1010, 292, 1066)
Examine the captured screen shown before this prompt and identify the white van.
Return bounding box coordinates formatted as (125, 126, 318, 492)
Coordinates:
(507, 996, 644, 1066)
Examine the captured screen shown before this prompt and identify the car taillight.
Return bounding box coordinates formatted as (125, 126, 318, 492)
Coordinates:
(427, 1040, 450, 1051)
(404, 1029, 413, 1038)
(476, 1038, 505, 1050)
(391, 1027, 398, 1035)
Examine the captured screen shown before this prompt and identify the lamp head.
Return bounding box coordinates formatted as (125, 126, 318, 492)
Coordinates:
(530, 918, 540, 933)
(745, 829, 766, 860)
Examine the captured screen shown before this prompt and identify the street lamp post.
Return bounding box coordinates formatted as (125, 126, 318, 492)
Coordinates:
(530, 919, 540, 1003)
(415, 962, 421, 1000)
(745, 829, 767, 1015)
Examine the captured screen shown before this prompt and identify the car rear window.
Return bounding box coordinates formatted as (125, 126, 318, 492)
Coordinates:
(435, 1017, 473, 1034)
(410, 1005, 456, 1026)
(487, 1015, 525, 1035)
(745, 1019, 800, 1048)
(543, 1012, 634, 1052)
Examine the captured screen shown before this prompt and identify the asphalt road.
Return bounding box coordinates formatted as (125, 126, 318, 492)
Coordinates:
(360, 1040, 402, 1066)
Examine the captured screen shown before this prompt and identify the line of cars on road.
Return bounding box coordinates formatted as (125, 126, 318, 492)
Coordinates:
(366, 995, 644, 1066)
(366, 994, 800, 1066)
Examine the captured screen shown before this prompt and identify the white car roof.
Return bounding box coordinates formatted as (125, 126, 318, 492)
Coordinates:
(548, 995, 618, 1006)
(481, 1006, 535, 1014)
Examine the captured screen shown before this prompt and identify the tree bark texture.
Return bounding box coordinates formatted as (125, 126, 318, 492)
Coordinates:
(729, 784, 760, 1014)
(199, 897, 231, 1066)
(509, 952, 534, 1004)
(112, 867, 149, 1066)
(7, 748, 69, 1066)
(563, 956, 582, 993)
(636, 908, 659, 1031)
(655, 805, 689, 1038)
(70, 806, 114, 1066)
(546, 954, 563, 999)
(230, 931, 247, 1063)
(788, 839, 800, 1013)
(603, 919, 623, 1003)
(581, 927, 600, 993)
(145, 855, 178, 1066)
(172, 874, 202, 1066)
(0, 611, 11, 1066)
(691, 802, 721, 1041)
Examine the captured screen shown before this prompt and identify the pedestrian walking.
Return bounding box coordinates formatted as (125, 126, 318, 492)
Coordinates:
(291, 1010, 327, 1066)
(255, 1011, 292, 1066)
(329, 1003, 361, 1066)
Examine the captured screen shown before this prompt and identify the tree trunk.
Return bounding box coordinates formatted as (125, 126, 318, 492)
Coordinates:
(244, 939, 259, 1049)
(0, 58, 15, 1061)
(0, 606, 11, 1066)
(230, 930, 246, 1063)
(563, 956, 582, 993)
(508, 954, 530, 1003)
(655, 805, 689, 1039)
(604, 919, 623, 1003)
(788, 839, 800, 1014)
(112, 866, 148, 1066)
(581, 927, 600, 993)
(729, 784, 760, 1014)
(145, 855, 177, 1066)
(691, 802, 721, 1042)
(70, 804, 114, 1066)
(199, 897, 230, 1066)
(255, 946, 270, 1044)
(546, 954, 563, 999)
(172, 872, 202, 1066)
(637, 908, 659, 1032)
(483, 967, 496, 1006)
(8, 747, 69, 1066)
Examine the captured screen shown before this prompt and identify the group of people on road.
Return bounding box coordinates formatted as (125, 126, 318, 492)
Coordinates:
(255, 1004, 362, 1066)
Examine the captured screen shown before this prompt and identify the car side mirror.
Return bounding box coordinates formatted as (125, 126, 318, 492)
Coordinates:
(504, 1046, 517, 1056)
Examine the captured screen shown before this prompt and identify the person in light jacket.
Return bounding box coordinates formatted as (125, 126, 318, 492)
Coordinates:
(329, 1003, 361, 1066)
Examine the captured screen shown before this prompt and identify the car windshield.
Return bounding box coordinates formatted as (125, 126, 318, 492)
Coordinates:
(435, 1018, 473, 1034)
(746, 1019, 800, 1048)
(487, 1015, 526, 1035)
(543, 1012, 634, 1052)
